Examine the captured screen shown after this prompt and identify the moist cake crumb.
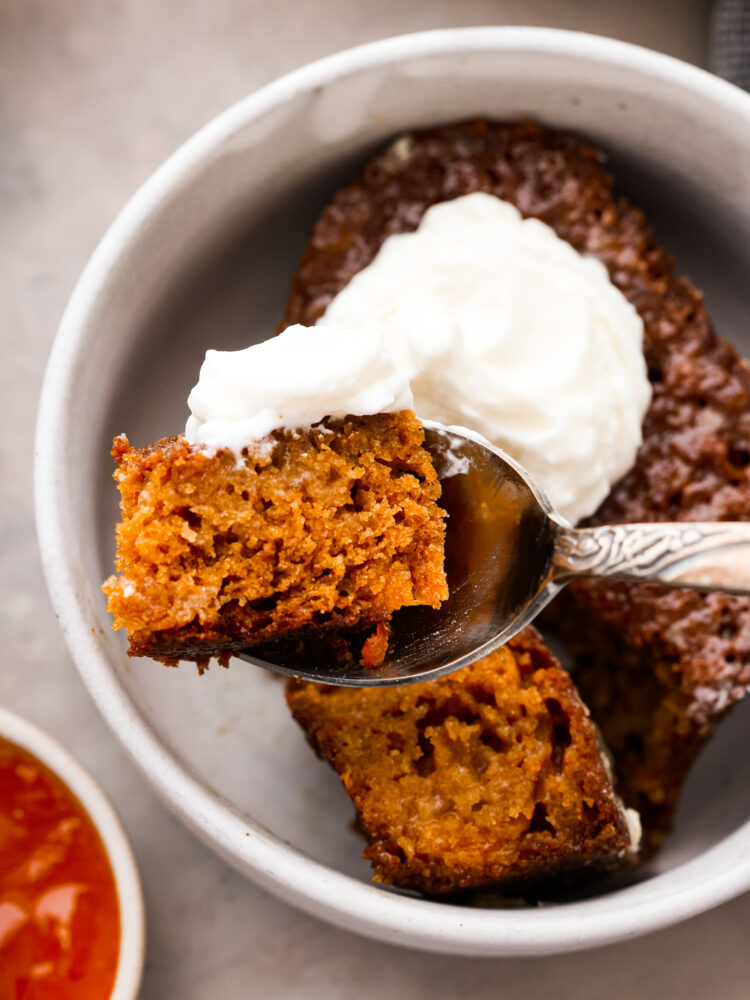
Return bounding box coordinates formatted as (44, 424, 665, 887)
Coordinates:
(287, 628, 636, 895)
(103, 411, 447, 667)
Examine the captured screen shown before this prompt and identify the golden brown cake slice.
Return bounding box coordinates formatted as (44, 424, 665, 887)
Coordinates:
(103, 411, 447, 667)
(287, 629, 637, 896)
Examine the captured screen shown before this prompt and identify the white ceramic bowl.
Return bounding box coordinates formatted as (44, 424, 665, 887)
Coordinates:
(35, 27, 750, 956)
(0, 708, 145, 996)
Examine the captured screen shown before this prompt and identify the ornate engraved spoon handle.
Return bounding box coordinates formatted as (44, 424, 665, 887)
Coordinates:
(553, 522, 750, 595)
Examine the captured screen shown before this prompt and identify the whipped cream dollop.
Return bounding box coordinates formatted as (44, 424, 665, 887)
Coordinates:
(321, 192, 651, 525)
(185, 323, 413, 454)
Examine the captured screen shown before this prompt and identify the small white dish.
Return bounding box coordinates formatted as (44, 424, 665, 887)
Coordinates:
(35, 27, 750, 956)
(0, 707, 145, 998)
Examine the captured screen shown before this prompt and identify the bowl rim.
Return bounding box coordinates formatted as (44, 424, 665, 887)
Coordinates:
(0, 706, 145, 997)
(34, 25, 750, 956)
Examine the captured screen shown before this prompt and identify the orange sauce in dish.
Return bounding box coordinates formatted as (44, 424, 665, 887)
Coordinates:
(0, 737, 120, 999)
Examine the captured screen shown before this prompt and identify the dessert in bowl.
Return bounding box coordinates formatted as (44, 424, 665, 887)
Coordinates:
(35, 28, 750, 954)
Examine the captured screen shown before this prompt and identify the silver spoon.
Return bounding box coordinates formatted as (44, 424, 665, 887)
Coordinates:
(240, 420, 750, 686)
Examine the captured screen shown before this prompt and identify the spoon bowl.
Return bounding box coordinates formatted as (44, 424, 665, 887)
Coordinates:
(241, 422, 564, 685)
(241, 420, 750, 686)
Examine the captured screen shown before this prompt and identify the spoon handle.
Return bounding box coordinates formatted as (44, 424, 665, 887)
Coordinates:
(553, 521, 750, 596)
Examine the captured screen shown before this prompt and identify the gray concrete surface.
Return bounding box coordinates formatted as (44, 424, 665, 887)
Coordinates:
(4, 1, 750, 997)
